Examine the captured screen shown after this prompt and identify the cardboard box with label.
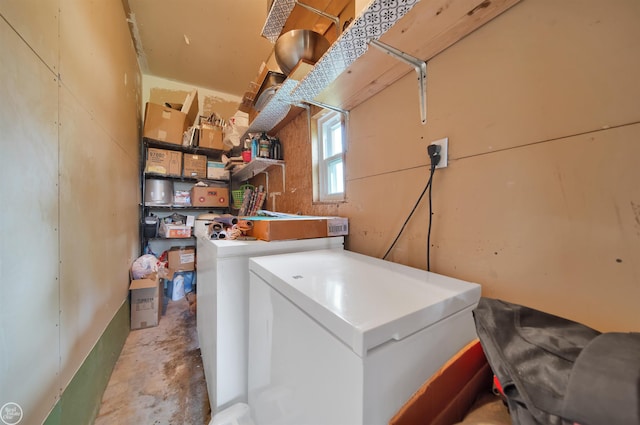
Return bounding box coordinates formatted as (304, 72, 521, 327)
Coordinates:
(183, 154, 207, 178)
(207, 161, 230, 180)
(246, 215, 348, 241)
(143, 90, 199, 145)
(130, 273, 162, 330)
(199, 123, 227, 151)
(168, 246, 196, 271)
(145, 148, 182, 176)
(159, 222, 192, 238)
(191, 186, 229, 207)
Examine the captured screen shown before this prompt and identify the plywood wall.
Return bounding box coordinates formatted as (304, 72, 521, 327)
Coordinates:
(270, 0, 640, 332)
(143, 74, 242, 121)
(0, 1, 141, 423)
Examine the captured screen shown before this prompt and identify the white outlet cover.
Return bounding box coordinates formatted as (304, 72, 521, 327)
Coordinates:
(430, 137, 448, 169)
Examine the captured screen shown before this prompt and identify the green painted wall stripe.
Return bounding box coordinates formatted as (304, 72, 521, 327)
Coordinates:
(43, 300, 130, 425)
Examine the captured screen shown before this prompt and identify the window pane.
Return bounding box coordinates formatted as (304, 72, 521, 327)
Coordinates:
(323, 118, 342, 158)
(327, 158, 343, 194)
(330, 122, 342, 155)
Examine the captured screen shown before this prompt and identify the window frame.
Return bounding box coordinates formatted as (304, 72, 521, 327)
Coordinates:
(312, 109, 346, 203)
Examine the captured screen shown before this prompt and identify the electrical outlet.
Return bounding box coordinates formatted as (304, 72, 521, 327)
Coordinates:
(430, 137, 448, 169)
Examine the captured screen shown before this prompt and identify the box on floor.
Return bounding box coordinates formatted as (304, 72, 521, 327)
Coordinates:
(129, 272, 162, 330)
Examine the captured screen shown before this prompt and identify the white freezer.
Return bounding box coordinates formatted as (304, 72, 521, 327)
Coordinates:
(196, 236, 344, 413)
(248, 249, 481, 425)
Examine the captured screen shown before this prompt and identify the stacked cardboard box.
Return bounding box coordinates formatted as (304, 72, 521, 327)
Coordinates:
(143, 89, 199, 145)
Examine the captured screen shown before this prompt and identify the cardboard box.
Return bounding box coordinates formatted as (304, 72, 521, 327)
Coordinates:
(199, 124, 227, 150)
(191, 186, 229, 207)
(173, 190, 190, 206)
(145, 147, 182, 176)
(168, 246, 195, 271)
(207, 161, 230, 180)
(181, 89, 199, 129)
(143, 102, 189, 145)
(389, 339, 492, 425)
(130, 273, 161, 329)
(159, 222, 192, 238)
(246, 216, 348, 241)
(183, 154, 207, 178)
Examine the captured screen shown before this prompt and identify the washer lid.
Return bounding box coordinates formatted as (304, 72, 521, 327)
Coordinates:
(249, 250, 481, 357)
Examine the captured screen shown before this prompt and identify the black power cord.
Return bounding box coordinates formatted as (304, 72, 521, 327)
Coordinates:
(383, 146, 441, 270)
(426, 145, 440, 271)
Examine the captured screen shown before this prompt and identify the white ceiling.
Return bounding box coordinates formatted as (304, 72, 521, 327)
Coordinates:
(123, 0, 276, 98)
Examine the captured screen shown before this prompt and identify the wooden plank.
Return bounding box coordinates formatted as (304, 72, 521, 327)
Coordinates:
(282, 0, 353, 43)
(269, 105, 306, 135)
(288, 59, 316, 82)
(315, 0, 521, 110)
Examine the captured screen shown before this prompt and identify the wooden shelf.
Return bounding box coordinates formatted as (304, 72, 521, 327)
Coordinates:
(143, 137, 226, 159)
(142, 204, 227, 210)
(246, 0, 521, 133)
(309, 0, 523, 112)
(232, 158, 285, 183)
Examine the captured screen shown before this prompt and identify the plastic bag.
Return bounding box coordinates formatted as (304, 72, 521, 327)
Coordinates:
(172, 274, 185, 301)
(131, 254, 159, 279)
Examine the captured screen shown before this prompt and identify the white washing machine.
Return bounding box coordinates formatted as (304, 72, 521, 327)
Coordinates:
(196, 236, 344, 413)
(248, 250, 481, 425)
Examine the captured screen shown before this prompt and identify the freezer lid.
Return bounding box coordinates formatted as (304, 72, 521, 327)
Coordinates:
(249, 250, 481, 357)
(199, 235, 344, 258)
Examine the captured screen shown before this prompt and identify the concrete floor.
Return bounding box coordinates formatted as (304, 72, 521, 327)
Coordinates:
(95, 297, 211, 425)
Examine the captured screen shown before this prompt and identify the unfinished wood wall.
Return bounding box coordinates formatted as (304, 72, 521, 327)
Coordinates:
(0, 1, 141, 423)
(269, 0, 640, 332)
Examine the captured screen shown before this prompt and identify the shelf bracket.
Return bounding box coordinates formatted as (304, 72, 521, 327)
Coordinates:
(295, 1, 341, 38)
(369, 39, 427, 125)
(300, 99, 348, 116)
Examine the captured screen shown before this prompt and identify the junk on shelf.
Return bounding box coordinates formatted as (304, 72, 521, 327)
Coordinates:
(195, 213, 256, 241)
(181, 110, 248, 152)
(253, 132, 282, 160)
(238, 185, 266, 216)
(159, 212, 194, 238)
(223, 111, 249, 148)
(221, 153, 246, 172)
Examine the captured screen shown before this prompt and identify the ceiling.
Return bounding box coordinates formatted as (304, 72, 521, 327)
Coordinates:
(122, 0, 276, 98)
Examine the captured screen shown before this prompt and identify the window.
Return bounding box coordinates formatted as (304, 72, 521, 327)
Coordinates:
(312, 110, 346, 202)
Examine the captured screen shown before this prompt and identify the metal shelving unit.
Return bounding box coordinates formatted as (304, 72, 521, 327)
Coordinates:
(140, 137, 230, 255)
